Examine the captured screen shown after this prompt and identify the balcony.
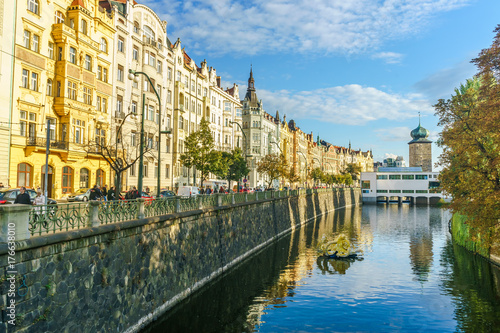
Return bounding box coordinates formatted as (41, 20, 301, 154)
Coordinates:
(26, 137, 69, 150)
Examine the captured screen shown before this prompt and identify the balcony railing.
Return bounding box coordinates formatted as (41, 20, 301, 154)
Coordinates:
(26, 137, 69, 150)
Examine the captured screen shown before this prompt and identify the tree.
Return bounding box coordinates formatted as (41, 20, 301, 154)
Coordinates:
(286, 166, 300, 186)
(309, 167, 324, 186)
(257, 153, 288, 188)
(435, 25, 500, 235)
(179, 118, 221, 186)
(87, 112, 157, 197)
(216, 148, 249, 191)
(344, 163, 362, 181)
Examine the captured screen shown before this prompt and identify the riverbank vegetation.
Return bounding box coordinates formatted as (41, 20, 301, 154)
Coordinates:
(434, 25, 500, 246)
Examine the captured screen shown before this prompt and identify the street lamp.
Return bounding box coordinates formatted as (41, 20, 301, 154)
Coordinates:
(128, 69, 165, 198)
(229, 121, 248, 190)
(297, 150, 307, 188)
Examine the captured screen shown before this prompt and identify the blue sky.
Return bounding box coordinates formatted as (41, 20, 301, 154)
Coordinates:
(142, 0, 500, 170)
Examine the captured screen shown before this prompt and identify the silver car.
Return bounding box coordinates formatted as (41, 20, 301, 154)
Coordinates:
(66, 188, 91, 202)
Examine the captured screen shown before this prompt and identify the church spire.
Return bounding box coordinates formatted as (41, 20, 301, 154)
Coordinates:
(248, 65, 255, 91)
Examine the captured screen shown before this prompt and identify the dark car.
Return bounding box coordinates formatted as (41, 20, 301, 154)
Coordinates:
(0, 188, 57, 205)
(160, 190, 176, 198)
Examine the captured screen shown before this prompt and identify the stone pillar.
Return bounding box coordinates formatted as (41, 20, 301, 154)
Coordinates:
(88, 201, 101, 227)
(137, 198, 145, 219)
(176, 197, 181, 213)
(398, 197, 402, 206)
(198, 195, 203, 209)
(217, 194, 222, 207)
(231, 193, 235, 205)
(0, 204, 32, 242)
(245, 193, 248, 202)
(256, 192, 259, 201)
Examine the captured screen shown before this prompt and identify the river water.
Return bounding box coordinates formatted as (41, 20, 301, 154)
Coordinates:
(142, 205, 500, 332)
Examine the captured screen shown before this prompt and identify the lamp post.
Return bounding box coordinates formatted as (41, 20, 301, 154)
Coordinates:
(271, 141, 283, 189)
(128, 69, 166, 198)
(297, 150, 307, 188)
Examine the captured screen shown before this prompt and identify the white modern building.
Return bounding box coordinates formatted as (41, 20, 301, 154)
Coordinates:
(360, 167, 445, 205)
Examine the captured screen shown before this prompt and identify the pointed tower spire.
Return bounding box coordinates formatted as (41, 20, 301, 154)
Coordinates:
(248, 65, 255, 91)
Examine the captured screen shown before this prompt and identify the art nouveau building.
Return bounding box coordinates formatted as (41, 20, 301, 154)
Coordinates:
(9, 0, 115, 198)
(104, 0, 172, 194)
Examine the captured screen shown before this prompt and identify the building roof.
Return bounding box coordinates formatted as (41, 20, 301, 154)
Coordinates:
(408, 118, 432, 144)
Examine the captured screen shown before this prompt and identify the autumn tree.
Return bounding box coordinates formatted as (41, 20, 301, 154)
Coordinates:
(435, 25, 500, 234)
(344, 163, 362, 181)
(257, 153, 288, 188)
(309, 167, 324, 186)
(180, 117, 222, 186)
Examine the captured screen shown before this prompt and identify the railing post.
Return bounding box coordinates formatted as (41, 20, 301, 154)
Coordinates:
(175, 197, 181, 213)
(256, 192, 259, 201)
(88, 201, 101, 227)
(0, 204, 32, 242)
(137, 198, 145, 219)
(231, 193, 235, 205)
(198, 195, 203, 209)
(245, 192, 248, 202)
(217, 193, 222, 207)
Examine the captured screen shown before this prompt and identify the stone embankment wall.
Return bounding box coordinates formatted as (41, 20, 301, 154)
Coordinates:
(451, 213, 500, 266)
(0, 189, 360, 333)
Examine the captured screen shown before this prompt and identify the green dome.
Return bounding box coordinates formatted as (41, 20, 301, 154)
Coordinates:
(410, 124, 429, 140)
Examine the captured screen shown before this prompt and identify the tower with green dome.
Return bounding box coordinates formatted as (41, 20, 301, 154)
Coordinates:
(408, 115, 432, 172)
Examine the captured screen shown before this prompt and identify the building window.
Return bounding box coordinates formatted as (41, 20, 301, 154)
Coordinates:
(176, 71, 181, 81)
(79, 168, 89, 188)
(47, 117, 56, 140)
(95, 128, 106, 146)
(376, 189, 388, 193)
(33, 35, 39, 53)
(167, 67, 172, 81)
(389, 175, 401, 180)
(148, 105, 154, 121)
(17, 163, 32, 188)
(402, 175, 414, 180)
(103, 68, 108, 82)
(46, 79, 52, 96)
(23, 30, 30, 49)
(167, 90, 172, 104)
(69, 47, 76, 64)
(133, 22, 140, 34)
(165, 164, 170, 178)
(133, 46, 139, 60)
(84, 55, 91, 71)
(56, 81, 61, 97)
(376, 174, 388, 180)
(361, 181, 370, 189)
(96, 96, 101, 111)
(83, 87, 92, 105)
(131, 101, 137, 114)
(157, 60, 162, 73)
(72, 119, 85, 144)
(117, 37, 124, 52)
(102, 98, 107, 113)
(143, 163, 148, 177)
(97, 66, 102, 80)
(80, 19, 87, 35)
(236, 108, 242, 117)
(131, 132, 137, 146)
(19, 111, 36, 139)
(100, 38, 107, 53)
(62, 167, 73, 193)
(67, 81, 76, 100)
(27, 0, 39, 15)
(416, 189, 428, 193)
(117, 65, 124, 81)
(416, 175, 428, 180)
(30, 72, 38, 91)
(130, 163, 136, 177)
(22, 69, 29, 88)
(58, 47, 63, 61)
(389, 190, 401, 193)
(116, 95, 123, 113)
(55, 11, 65, 24)
(179, 116, 183, 130)
(143, 25, 155, 40)
(48, 42, 54, 59)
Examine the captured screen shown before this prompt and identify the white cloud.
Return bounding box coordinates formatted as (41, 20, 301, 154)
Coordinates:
(143, 0, 470, 56)
(372, 52, 404, 64)
(255, 85, 433, 126)
(374, 127, 413, 142)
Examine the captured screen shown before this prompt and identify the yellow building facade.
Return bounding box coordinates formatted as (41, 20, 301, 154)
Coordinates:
(10, 0, 115, 199)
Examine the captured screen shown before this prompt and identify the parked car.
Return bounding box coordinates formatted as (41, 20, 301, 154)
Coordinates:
(177, 186, 199, 198)
(160, 190, 176, 198)
(65, 188, 91, 202)
(0, 188, 57, 205)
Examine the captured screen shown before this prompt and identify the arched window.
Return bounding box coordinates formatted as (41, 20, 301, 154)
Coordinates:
(17, 163, 32, 187)
(96, 169, 105, 187)
(55, 11, 65, 24)
(100, 38, 107, 53)
(27, 0, 39, 15)
(62, 166, 73, 193)
(46, 79, 52, 96)
(143, 25, 155, 41)
(79, 168, 89, 189)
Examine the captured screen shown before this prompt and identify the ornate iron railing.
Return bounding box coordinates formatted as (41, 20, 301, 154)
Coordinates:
(26, 137, 69, 150)
(27, 188, 352, 236)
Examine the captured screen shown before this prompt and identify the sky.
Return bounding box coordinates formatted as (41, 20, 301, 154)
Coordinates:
(141, 0, 500, 170)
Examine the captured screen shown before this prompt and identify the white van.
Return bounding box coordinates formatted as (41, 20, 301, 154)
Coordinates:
(177, 186, 199, 198)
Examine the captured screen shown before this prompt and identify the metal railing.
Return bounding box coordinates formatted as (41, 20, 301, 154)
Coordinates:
(27, 187, 356, 236)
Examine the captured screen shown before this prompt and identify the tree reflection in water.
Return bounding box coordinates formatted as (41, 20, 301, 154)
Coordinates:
(440, 240, 500, 332)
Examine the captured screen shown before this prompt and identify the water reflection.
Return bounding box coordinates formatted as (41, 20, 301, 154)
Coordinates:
(142, 206, 500, 333)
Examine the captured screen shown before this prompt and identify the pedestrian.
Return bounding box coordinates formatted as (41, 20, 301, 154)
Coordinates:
(89, 185, 102, 201)
(107, 186, 117, 201)
(14, 186, 31, 204)
(0, 182, 4, 188)
(133, 186, 140, 199)
(33, 190, 47, 227)
(102, 185, 108, 200)
(220, 185, 224, 193)
(146, 186, 150, 194)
